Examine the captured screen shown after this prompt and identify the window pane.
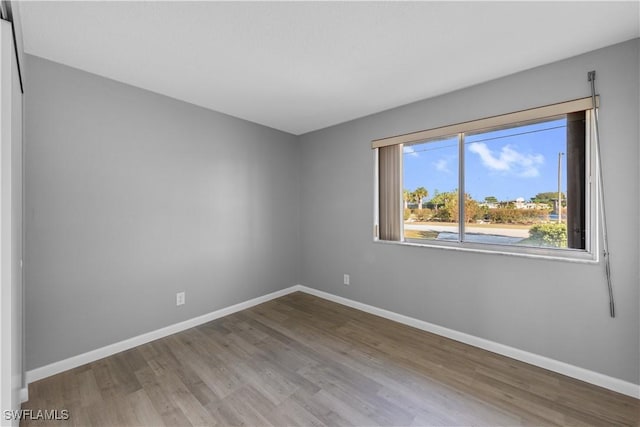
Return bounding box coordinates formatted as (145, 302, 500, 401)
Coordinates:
(403, 136, 459, 242)
(464, 117, 572, 248)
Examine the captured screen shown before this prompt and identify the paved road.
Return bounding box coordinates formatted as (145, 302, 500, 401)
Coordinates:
(405, 223, 530, 238)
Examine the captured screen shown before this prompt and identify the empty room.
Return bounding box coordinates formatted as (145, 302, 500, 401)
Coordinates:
(1, 1, 639, 426)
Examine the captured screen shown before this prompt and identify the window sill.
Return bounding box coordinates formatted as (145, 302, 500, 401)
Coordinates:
(373, 238, 599, 264)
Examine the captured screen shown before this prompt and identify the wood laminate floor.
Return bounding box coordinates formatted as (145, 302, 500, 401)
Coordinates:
(22, 292, 639, 426)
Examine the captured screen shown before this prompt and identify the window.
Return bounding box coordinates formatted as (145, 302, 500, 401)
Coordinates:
(373, 98, 597, 261)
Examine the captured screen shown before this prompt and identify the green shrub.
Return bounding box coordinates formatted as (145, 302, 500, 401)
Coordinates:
(414, 209, 433, 222)
(404, 208, 411, 221)
(487, 208, 546, 224)
(432, 208, 452, 222)
(528, 223, 567, 247)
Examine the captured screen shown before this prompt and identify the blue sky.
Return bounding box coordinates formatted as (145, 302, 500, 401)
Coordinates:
(403, 118, 567, 202)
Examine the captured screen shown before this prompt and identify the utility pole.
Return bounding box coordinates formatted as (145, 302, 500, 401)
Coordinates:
(557, 152, 564, 224)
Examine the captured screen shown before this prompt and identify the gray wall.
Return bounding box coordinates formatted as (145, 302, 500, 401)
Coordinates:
(299, 39, 640, 384)
(24, 55, 300, 370)
(25, 40, 640, 385)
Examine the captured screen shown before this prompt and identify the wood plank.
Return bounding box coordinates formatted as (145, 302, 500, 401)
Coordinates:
(21, 292, 640, 426)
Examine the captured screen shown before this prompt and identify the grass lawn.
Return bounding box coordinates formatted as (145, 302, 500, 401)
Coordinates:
(403, 229, 440, 239)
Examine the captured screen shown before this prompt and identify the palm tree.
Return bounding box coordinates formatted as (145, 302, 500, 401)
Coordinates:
(414, 187, 428, 210)
(403, 189, 412, 209)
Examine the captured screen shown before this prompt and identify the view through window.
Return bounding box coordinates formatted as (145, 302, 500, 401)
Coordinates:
(402, 114, 587, 250)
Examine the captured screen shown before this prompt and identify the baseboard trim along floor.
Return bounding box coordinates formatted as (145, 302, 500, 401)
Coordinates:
(295, 286, 640, 399)
(25, 287, 296, 388)
(24, 284, 640, 400)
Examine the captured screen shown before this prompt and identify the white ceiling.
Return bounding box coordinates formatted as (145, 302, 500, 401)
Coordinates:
(17, 1, 640, 135)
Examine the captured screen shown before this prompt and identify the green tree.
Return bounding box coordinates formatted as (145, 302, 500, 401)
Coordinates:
(403, 189, 412, 209)
(414, 187, 428, 210)
(445, 192, 481, 223)
(430, 190, 454, 219)
(484, 196, 498, 204)
(532, 191, 566, 207)
(429, 190, 456, 221)
(429, 190, 482, 223)
(430, 190, 453, 207)
(428, 189, 440, 211)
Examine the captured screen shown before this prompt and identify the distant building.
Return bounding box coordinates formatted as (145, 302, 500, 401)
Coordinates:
(480, 198, 550, 210)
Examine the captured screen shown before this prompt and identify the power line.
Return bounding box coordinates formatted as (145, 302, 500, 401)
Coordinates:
(467, 124, 566, 145)
(403, 124, 567, 156)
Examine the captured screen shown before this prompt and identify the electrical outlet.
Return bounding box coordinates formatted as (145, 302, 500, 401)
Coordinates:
(343, 274, 350, 285)
(176, 291, 185, 306)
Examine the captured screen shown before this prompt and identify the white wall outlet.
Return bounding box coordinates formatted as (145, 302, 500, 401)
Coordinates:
(343, 274, 350, 285)
(176, 291, 185, 306)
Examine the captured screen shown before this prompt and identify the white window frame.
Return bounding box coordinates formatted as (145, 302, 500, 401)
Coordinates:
(373, 99, 599, 263)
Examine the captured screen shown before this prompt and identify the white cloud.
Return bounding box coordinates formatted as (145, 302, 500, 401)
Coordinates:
(434, 158, 450, 173)
(403, 146, 419, 157)
(468, 142, 544, 178)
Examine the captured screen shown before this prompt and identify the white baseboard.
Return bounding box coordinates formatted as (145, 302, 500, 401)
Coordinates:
(25, 286, 300, 387)
(296, 285, 640, 399)
(24, 284, 639, 400)
(19, 387, 28, 403)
